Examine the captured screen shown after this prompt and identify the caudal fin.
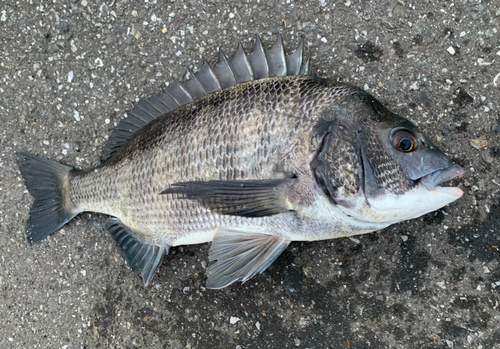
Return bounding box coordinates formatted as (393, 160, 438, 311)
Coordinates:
(17, 152, 78, 244)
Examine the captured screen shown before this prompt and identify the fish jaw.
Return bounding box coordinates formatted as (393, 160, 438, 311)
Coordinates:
(419, 164, 464, 191)
(344, 161, 464, 224)
(357, 183, 463, 224)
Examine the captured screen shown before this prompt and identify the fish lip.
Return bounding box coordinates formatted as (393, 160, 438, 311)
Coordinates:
(418, 164, 464, 191)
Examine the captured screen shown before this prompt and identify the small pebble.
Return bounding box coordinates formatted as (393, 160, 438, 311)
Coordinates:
(470, 139, 488, 150)
(494, 73, 500, 87)
(477, 58, 492, 66)
(60, 22, 70, 32)
(230, 316, 240, 324)
(442, 124, 451, 136)
(447, 46, 455, 55)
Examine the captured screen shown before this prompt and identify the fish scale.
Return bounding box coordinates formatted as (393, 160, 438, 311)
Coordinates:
(18, 35, 463, 289)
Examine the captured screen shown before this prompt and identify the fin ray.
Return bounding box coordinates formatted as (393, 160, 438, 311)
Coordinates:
(286, 37, 304, 75)
(248, 34, 269, 79)
(206, 228, 291, 289)
(105, 218, 168, 286)
(161, 178, 296, 217)
(212, 49, 237, 88)
(167, 79, 194, 106)
(229, 43, 254, 82)
(17, 152, 78, 244)
(184, 68, 208, 99)
(195, 61, 222, 94)
(266, 33, 287, 77)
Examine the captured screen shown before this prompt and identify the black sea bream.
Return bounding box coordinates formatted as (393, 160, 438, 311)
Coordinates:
(18, 35, 464, 289)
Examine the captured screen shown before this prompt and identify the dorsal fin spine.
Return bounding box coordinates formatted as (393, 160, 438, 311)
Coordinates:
(187, 67, 208, 96)
(158, 92, 180, 111)
(198, 61, 222, 92)
(213, 49, 237, 88)
(137, 100, 161, 117)
(229, 43, 254, 82)
(266, 33, 287, 77)
(174, 78, 194, 101)
(286, 37, 303, 75)
(248, 34, 270, 79)
(164, 89, 181, 107)
(132, 107, 154, 121)
(219, 48, 237, 83)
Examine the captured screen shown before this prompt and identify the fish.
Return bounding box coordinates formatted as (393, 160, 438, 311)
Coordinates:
(18, 34, 464, 289)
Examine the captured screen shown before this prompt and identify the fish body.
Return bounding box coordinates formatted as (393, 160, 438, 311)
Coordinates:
(18, 35, 463, 289)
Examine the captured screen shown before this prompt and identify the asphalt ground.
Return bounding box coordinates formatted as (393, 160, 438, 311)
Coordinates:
(1, 0, 499, 348)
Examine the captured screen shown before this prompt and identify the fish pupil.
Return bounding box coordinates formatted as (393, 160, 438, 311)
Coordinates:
(400, 138, 413, 151)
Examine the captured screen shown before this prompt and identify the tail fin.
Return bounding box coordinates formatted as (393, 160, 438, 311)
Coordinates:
(17, 152, 78, 244)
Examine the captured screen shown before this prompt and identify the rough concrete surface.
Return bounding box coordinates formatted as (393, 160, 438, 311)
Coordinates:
(1, 0, 499, 348)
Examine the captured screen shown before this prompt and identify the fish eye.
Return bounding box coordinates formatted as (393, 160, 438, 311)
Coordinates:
(391, 129, 417, 152)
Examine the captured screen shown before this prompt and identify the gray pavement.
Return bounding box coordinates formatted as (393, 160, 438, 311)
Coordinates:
(1, 0, 499, 348)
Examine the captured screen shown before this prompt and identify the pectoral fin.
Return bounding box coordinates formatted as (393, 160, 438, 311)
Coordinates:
(161, 178, 295, 217)
(205, 227, 291, 289)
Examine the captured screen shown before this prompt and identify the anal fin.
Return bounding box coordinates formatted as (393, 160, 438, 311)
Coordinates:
(206, 228, 291, 289)
(105, 218, 168, 286)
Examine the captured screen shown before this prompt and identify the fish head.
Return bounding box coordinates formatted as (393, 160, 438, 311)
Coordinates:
(312, 89, 463, 224)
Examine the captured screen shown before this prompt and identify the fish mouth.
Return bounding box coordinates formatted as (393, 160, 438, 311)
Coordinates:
(418, 164, 464, 196)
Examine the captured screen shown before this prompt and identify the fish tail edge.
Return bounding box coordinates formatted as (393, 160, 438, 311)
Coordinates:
(17, 152, 79, 244)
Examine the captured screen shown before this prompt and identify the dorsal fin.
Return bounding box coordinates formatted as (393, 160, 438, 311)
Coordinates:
(101, 34, 313, 163)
